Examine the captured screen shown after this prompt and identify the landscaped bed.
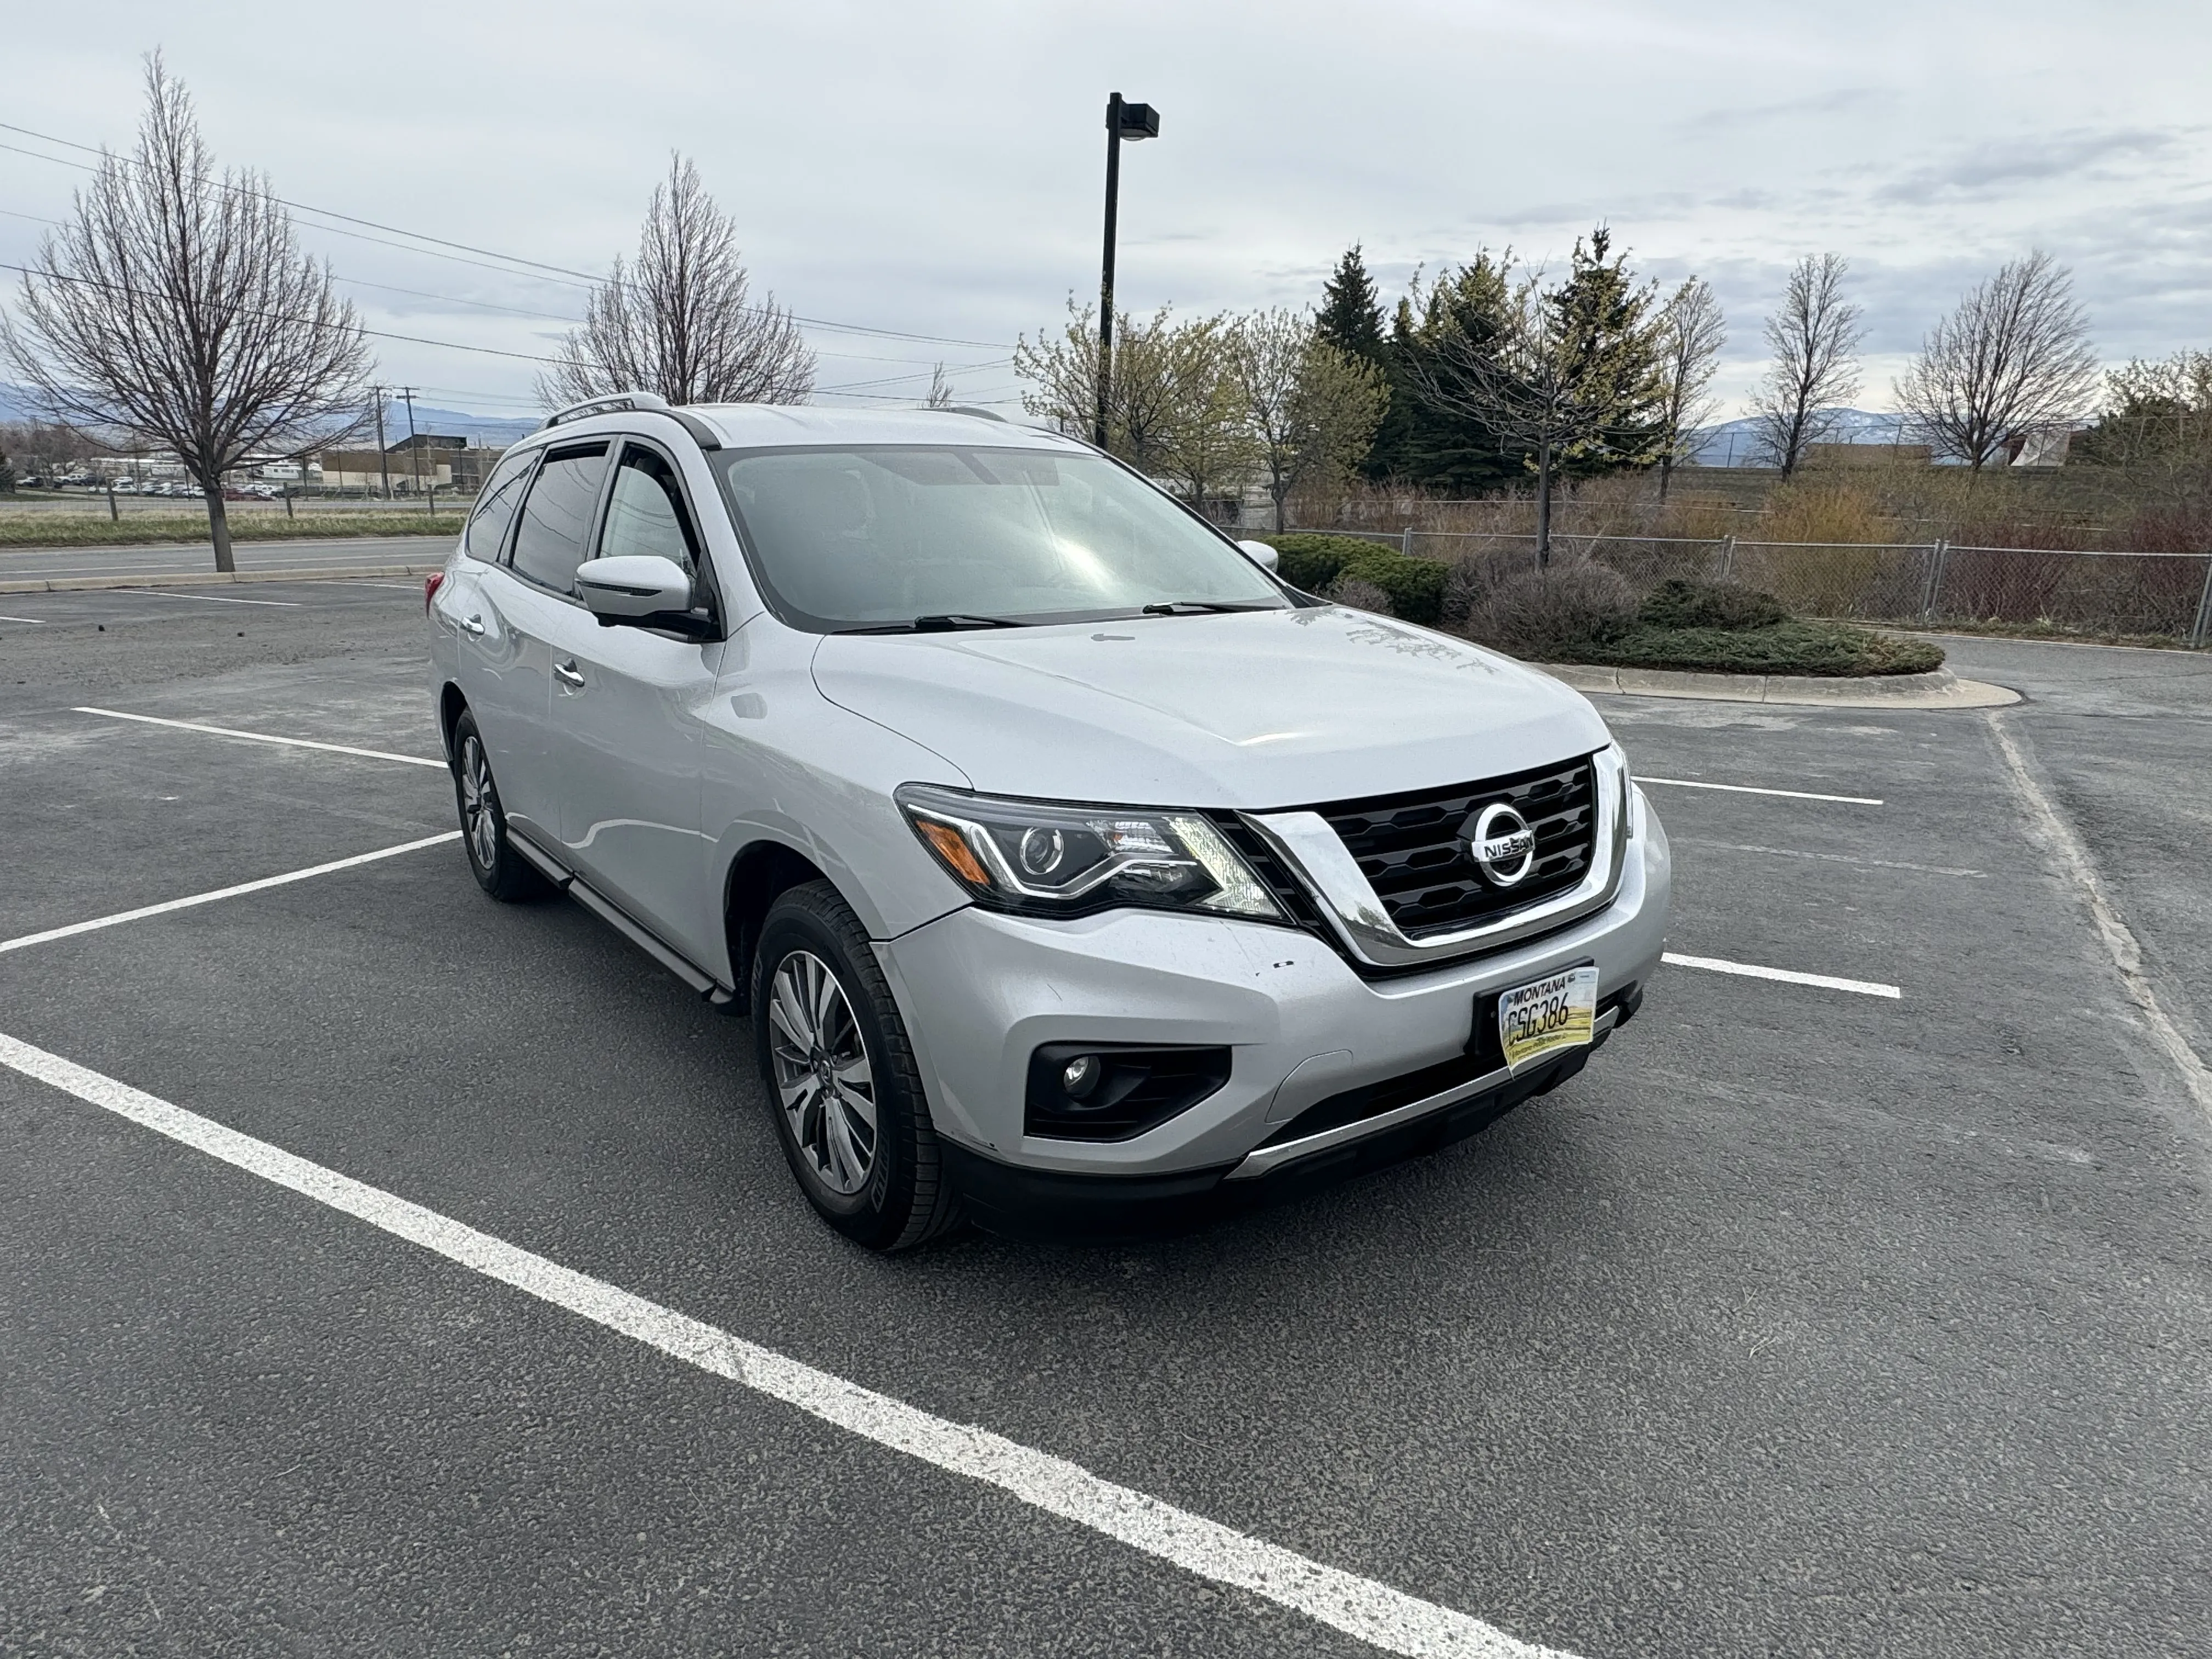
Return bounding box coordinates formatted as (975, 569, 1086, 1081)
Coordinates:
(1250, 533, 1944, 677)
(1551, 617, 1943, 676)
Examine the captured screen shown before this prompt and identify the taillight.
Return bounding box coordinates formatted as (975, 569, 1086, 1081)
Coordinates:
(424, 571, 445, 614)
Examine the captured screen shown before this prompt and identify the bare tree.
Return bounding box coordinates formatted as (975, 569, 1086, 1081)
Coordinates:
(1, 56, 370, 572)
(1894, 251, 2098, 473)
(1653, 278, 1726, 501)
(1414, 231, 1664, 565)
(1749, 253, 1864, 475)
(1233, 308, 1386, 530)
(923, 363, 955, 408)
(539, 155, 814, 409)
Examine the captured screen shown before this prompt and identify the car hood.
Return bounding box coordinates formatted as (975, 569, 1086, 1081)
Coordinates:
(810, 606, 1612, 808)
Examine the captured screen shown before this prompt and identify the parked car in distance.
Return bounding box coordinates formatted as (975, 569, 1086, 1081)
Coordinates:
(428, 394, 1671, 1249)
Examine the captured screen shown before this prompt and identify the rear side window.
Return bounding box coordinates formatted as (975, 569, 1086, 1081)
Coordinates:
(464, 449, 536, 563)
(599, 443, 701, 577)
(510, 443, 612, 593)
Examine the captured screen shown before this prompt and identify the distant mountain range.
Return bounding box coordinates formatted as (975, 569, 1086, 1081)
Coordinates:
(0, 384, 541, 449)
(1690, 409, 1912, 467)
(4, 381, 1922, 471)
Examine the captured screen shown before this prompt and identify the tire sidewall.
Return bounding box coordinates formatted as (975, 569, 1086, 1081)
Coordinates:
(451, 712, 521, 896)
(753, 902, 913, 1240)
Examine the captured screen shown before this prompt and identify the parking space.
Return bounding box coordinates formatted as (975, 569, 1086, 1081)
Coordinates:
(2, 588, 2207, 1657)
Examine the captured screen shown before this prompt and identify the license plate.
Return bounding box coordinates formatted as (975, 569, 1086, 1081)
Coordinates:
(1496, 966, 1599, 1070)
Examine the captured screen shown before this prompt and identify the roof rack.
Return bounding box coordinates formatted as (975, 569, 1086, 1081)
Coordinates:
(927, 405, 1009, 422)
(538, 390, 720, 450)
(542, 391, 670, 429)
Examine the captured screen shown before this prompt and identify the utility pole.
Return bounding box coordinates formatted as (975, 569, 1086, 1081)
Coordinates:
(1095, 93, 1159, 452)
(369, 385, 391, 501)
(398, 386, 426, 510)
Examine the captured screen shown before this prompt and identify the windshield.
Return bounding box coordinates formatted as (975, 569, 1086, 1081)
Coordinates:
(710, 445, 1289, 631)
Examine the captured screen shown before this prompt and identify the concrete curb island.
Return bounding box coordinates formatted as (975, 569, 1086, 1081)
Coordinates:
(1537, 662, 2022, 709)
(0, 564, 444, 595)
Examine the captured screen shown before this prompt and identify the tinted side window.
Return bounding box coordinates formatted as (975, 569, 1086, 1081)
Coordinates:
(464, 449, 536, 563)
(600, 444, 701, 577)
(510, 443, 612, 593)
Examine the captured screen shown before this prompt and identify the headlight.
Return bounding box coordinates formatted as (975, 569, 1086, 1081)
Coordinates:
(896, 784, 1283, 921)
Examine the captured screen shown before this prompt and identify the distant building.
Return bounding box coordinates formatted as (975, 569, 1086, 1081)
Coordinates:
(319, 434, 505, 493)
(2006, 428, 2076, 468)
(1802, 441, 1932, 470)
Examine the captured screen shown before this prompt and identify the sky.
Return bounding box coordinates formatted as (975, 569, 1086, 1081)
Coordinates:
(2, 0, 2208, 424)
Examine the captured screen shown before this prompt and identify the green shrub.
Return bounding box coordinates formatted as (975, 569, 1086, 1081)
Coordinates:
(1257, 532, 1379, 591)
(1571, 620, 1944, 677)
(1251, 533, 1446, 624)
(1637, 577, 1788, 631)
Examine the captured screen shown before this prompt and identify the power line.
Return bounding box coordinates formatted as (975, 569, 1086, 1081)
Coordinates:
(0, 259, 572, 365)
(12, 199, 997, 362)
(0, 119, 1017, 349)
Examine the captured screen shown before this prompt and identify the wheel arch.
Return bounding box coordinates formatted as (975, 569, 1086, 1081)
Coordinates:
(437, 681, 468, 764)
(722, 836, 833, 1006)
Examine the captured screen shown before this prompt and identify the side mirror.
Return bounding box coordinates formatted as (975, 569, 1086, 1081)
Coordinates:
(1236, 538, 1281, 573)
(575, 555, 695, 627)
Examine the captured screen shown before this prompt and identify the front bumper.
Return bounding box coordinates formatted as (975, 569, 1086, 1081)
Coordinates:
(873, 790, 1669, 1206)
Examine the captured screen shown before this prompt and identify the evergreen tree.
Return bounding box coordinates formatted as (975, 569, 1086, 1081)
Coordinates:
(1375, 259, 1524, 490)
(1314, 245, 1386, 366)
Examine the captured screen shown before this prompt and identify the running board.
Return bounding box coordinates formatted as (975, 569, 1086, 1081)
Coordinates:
(508, 828, 734, 1006)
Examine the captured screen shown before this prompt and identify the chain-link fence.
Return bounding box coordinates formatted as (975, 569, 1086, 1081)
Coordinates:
(1292, 528, 2212, 647)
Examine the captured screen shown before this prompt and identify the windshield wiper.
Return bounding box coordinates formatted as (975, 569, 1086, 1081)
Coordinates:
(915, 613, 1025, 631)
(837, 613, 1028, 635)
(1139, 600, 1276, 616)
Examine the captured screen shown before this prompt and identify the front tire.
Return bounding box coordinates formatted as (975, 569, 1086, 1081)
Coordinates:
(450, 709, 543, 902)
(753, 881, 961, 1251)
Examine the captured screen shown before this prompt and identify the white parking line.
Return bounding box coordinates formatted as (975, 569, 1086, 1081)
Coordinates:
(76, 707, 445, 769)
(0, 1030, 1579, 1659)
(139, 590, 303, 608)
(1663, 951, 1900, 998)
(1680, 839, 1987, 879)
(0, 613, 46, 624)
(0, 833, 459, 955)
(1635, 776, 1882, 806)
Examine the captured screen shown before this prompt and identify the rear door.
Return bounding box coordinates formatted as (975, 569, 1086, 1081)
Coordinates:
(539, 436, 724, 968)
(471, 439, 614, 844)
(444, 443, 536, 766)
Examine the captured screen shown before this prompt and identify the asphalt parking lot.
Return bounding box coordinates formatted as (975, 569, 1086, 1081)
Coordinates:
(2, 580, 2207, 1658)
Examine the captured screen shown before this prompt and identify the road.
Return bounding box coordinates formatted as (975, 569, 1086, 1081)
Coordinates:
(0, 585, 2205, 1657)
(0, 535, 452, 583)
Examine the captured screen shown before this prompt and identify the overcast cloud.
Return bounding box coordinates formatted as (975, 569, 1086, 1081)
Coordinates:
(3, 0, 2208, 420)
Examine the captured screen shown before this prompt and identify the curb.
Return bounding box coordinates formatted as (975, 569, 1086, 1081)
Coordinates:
(0, 565, 443, 595)
(1536, 662, 2022, 709)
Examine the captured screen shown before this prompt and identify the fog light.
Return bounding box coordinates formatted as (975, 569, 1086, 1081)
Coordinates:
(1025, 1042, 1233, 1142)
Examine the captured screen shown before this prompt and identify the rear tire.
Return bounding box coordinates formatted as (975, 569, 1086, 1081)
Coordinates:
(450, 709, 544, 902)
(753, 881, 962, 1251)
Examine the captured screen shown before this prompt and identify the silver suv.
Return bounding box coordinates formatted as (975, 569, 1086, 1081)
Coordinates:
(428, 394, 1669, 1249)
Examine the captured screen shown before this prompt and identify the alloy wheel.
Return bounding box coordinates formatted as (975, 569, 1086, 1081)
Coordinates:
(460, 735, 500, 869)
(766, 950, 879, 1196)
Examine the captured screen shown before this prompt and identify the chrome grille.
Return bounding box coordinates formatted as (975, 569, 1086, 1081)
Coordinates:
(1315, 755, 1598, 937)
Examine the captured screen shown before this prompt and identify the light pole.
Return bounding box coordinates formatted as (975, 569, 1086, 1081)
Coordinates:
(1096, 92, 1160, 450)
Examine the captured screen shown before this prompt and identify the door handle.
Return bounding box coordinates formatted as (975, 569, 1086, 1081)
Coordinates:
(460, 613, 486, 637)
(553, 659, 585, 689)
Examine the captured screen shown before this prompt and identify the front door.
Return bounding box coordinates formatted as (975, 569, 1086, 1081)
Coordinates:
(543, 438, 723, 969)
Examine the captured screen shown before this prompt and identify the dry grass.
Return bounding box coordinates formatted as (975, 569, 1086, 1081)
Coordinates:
(0, 511, 462, 548)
